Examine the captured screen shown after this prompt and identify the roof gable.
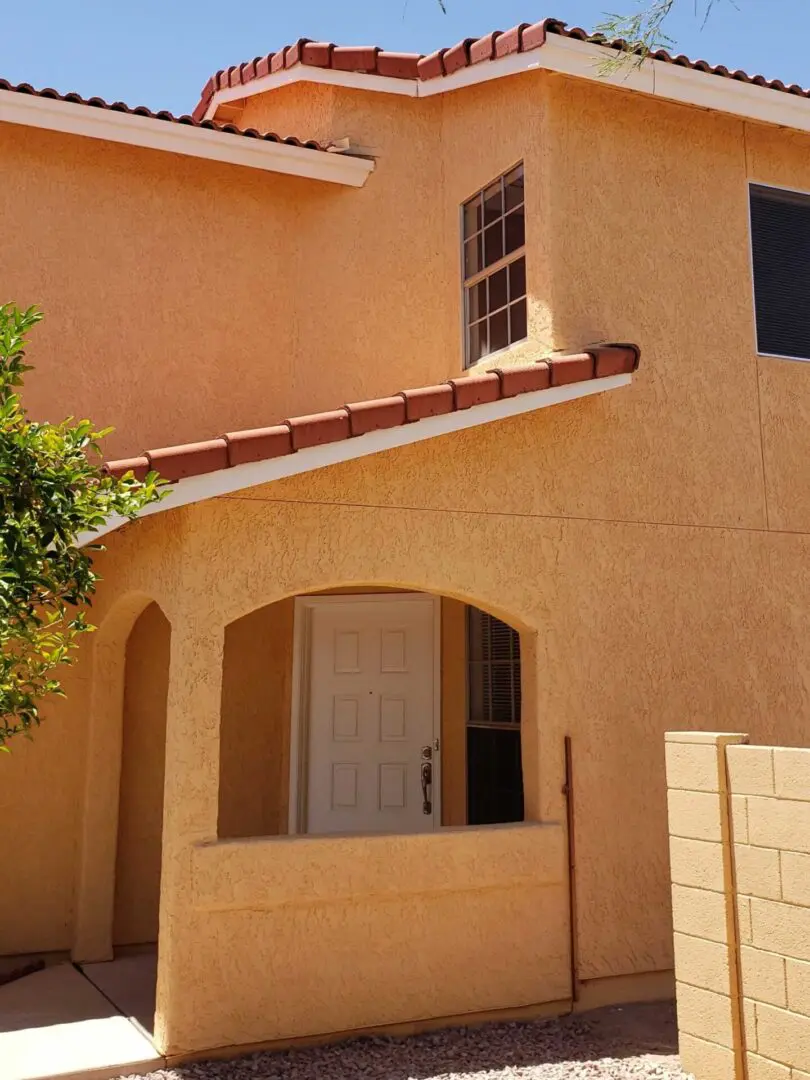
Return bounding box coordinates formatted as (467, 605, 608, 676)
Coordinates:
(196, 17, 810, 139)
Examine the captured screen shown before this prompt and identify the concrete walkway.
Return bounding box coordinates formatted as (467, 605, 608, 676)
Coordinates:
(0, 963, 162, 1080)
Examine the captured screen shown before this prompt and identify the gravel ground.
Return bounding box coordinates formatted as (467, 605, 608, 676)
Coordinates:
(119, 1001, 687, 1080)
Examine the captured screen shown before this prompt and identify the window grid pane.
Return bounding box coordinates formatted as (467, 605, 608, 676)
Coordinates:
(462, 164, 526, 367)
(467, 608, 521, 728)
(464, 253, 527, 365)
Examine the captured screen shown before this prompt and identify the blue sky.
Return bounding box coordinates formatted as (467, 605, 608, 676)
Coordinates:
(0, 1, 803, 117)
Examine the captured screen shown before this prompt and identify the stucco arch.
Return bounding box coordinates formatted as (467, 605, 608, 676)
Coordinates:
(217, 579, 541, 841)
(164, 494, 547, 631)
(73, 589, 171, 962)
(225, 578, 536, 636)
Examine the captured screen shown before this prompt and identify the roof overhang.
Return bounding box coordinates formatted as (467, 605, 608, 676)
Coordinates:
(205, 32, 810, 138)
(0, 87, 374, 186)
(79, 360, 635, 548)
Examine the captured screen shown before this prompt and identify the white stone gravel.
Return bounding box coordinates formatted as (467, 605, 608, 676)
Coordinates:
(118, 1002, 686, 1080)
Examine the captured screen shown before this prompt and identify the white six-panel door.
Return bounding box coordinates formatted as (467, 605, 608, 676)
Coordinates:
(293, 595, 438, 835)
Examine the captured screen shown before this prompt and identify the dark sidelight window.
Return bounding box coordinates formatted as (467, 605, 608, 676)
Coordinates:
(466, 607, 524, 825)
(750, 183, 810, 360)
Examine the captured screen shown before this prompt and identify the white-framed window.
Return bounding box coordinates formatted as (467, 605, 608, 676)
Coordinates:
(750, 183, 810, 361)
(462, 164, 527, 368)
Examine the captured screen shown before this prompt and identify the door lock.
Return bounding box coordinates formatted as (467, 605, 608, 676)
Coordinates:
(420, 760, 433, 815)
(420, 744, 433, 814)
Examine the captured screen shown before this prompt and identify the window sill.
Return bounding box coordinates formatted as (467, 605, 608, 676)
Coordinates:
(459, 335, 550, 378)
(757, 350, 810, 364)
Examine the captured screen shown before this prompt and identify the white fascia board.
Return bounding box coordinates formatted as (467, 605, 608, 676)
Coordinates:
(205, 32, 810, 136)
(0, 88, 374, 187)
(78, 372, 631, 547)
(208, 64, 417, 118)
(538, 34, 810, 134)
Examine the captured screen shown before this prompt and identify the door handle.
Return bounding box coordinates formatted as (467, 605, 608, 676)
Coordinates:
(420, 760, 432, 815)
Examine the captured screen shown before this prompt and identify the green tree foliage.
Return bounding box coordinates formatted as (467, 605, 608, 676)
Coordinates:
(0, 304, 162, 748)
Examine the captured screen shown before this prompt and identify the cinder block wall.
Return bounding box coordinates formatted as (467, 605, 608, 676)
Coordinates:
(666, 731, 810, 1080)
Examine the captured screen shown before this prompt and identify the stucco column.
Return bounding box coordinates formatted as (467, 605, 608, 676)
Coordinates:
(153, 616, 225, 1056)
(521, 633, 567, 825)
(72, 634, 127, 962)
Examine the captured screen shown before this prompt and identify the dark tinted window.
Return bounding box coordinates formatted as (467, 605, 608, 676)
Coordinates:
(750, 184, 810, 359)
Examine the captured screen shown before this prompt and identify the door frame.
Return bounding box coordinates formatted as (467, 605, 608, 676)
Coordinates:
(289, 593, 442, 835)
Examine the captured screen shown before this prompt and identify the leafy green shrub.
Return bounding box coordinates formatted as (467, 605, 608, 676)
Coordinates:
(0, 304, 162, 748)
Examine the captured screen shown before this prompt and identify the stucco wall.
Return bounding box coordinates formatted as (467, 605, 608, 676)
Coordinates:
(0, 662, 89, 956)
(114, 603, 170, 946)
(219, 600, 294, 839)
(5, 58, 810, 1052)
(178, 824, 568, 1049)
(239, 77, 555, 387)
(0, 74, 554, 464)
(667, 731, 810, 1080)
(0, 122, 316, 458)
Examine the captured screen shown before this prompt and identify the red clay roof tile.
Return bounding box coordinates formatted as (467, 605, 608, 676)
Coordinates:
(450, 371, 501, 410)
(399, 383, 455, 421)
(443, 39, 474, 76)
(549, 353, 595, 386)
(333, 46, 380, 74)
(104, 345, 639, 485)
(224, 425, 293, 466)
(376, 51, 420, 79)
(496, 363, 551, 397)
(105, 455, 151, 482)
(288, 409, 351, 450)
(416, 50, 446, 81)
(0, 76, 331, 151)
(195, 16, 810, 120)
(146, 439, 229, 481)
(345, 396, 407, 436)
(593, 343, 640, 378)
(469, 32, 500, 66)
(301, 42, 334, 68)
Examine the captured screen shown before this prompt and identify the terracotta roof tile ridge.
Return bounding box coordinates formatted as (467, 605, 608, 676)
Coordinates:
(0, 76, 328, 151)
(105, 344, 639, 485)
(193, 14, 810, 120)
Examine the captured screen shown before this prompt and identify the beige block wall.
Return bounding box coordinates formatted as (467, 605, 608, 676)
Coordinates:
(667, 732, 810, 1080)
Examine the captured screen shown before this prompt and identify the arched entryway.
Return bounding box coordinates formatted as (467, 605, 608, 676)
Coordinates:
(216, 586, 527, 841)
(113, 602, 170, 948)
(72, 595, 170, 1040)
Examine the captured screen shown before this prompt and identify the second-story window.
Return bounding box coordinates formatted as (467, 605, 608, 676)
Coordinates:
(750, 183, 810, 361)
(462, 163, 527, 368)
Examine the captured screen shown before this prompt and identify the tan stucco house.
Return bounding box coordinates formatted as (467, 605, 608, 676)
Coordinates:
(4, 14, 810, 1062)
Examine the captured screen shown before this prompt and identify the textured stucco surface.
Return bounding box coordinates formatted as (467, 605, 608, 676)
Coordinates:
(218, 600, 294, 839)
(239, 77, 555, 384)
(4, 59, 810, 1059)
(46, 407, 808, 1053)
(114, 603, 170, 946)
(0, 75, 552, 465)
(177, 824, 567, 1049)
(0, 662, 88, 955)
